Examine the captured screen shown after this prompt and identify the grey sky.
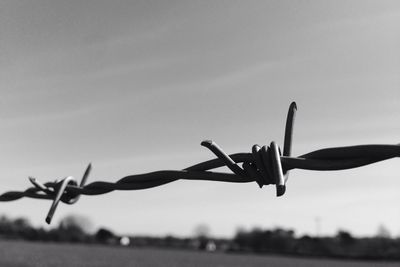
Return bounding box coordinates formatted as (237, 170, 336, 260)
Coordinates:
(1, 0, 399, 237)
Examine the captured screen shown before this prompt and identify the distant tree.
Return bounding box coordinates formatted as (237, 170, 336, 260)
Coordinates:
(14, 217, 31, 229)
(13, 217, 34, 239)
(58, 214, 93, 234)
(95, 228, 116, 244)
(270, 228, 295, 253)
(193, 223, 210, 238)
(376, 224, 391, 239)
(193, 224, 211, 250)
(58, 214, 93, 242)
(0, 215, 12, 234)
(337, 230, 355, 245)
(233, 227, 249, 250)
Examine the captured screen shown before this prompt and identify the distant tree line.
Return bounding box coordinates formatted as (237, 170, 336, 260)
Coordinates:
(232, 228, 400, 260)
(0, 214, 399, 260)
(0, 214, 115, 244)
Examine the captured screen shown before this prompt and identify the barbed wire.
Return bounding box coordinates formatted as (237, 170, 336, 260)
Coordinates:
(1, 102, 399, 224)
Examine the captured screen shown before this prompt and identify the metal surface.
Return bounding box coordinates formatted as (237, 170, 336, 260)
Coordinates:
(1, 102, 399, 224)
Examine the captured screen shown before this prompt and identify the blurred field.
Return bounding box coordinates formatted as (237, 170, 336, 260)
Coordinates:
(0, 240, 398, 267)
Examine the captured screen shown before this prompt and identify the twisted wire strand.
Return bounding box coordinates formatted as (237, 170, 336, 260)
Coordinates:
(1, 101, 399, 224)
(1, 144, 399, 201)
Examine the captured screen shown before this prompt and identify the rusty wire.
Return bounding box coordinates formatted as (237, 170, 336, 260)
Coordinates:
(1, 102, 399, 224)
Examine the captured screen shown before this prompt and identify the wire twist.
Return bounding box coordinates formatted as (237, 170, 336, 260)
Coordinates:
(1, 102, 399, 224)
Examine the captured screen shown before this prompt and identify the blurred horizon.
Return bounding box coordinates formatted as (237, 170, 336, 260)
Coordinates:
(1, 0, 399, 238)
(0, 211, 396, 240)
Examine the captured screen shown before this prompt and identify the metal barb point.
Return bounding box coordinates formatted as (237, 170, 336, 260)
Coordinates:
(283, 101, 297, 157)
(81, 163, 92, 187)
(270, 142, 286, 197)
(29, 177, 52, 194)
(45, 176, 77, 224)
(201, 140, 246, 177)
(66, 163, 92, 205)
(282, 101, 297, 183)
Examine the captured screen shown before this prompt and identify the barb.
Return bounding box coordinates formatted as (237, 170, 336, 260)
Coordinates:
(1, 102, 399, 224)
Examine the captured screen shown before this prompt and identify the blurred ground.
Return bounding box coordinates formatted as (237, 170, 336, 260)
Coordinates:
(0, 240, 398, 267)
